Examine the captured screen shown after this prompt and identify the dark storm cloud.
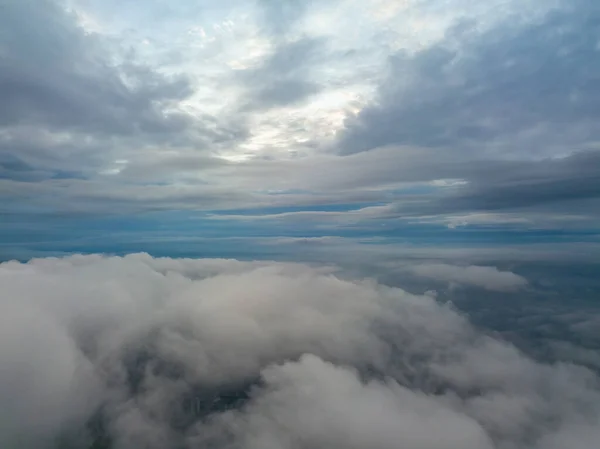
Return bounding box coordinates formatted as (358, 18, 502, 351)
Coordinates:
(337, 1, 600, 157)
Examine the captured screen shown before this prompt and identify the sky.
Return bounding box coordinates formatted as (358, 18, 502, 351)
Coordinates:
(1, 0, 600, 262)
(2, 2, 600, 448)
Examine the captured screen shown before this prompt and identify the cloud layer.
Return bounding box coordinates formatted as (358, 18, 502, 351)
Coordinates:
(410, 264, 529, 291)
(1, 254, 599, 449)
(1, 0, 599, 260)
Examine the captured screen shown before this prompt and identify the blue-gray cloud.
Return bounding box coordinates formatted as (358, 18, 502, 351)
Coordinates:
(0, 0, 249, 184)
(337, 1, 600, 158)
(257, 0, 309, 36)
(238, 37, 326, 110)
(0, 0, 193, 134)
(1, 0, 599, 261)
(395, 150, 600, 217)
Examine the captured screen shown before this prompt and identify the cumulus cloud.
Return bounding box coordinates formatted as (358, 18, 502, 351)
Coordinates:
(410, 264, 529, 291)
(1, 254, 599, 449)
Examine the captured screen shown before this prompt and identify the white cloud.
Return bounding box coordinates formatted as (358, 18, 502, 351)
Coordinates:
(410, 263, 529, 291)
(197, 354, 494, 449)
(0, 254, 598, 449)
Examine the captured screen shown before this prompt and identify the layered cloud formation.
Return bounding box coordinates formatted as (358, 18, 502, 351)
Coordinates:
(1, 254, 599, 449)
(1, 0, 600, 260)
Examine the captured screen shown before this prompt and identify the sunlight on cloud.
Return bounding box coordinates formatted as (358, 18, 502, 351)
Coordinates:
(64, 0, 560, 163)
(369, 0, 413, 20)
(99, 159, 129, 176)
(70, 8, 105, 34)
(225, 36, 273, 70)
(430, 179, 469, 187)
(233, 89, 370, 159)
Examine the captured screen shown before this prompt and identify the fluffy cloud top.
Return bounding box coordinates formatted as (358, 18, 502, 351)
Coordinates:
(1, 254, 599, 449)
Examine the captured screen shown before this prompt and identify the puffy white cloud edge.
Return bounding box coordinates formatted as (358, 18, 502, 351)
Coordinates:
(0, 253, 598, 449)
(410, 263, 529, 291)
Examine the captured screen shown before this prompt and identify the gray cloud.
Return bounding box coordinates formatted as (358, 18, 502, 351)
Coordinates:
(0, 0, 193, 135)
(238, 37, 325, 110)
(1, 254, 599, 449)
(0, 0, 251, 187)
(257, 0, 309, 37)
(2, 0, 598, 230)
(385, 149, 600, 220)
(337, 1, 600, 158)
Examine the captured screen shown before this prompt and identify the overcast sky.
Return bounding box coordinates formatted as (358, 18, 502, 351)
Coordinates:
(1, 0, 600, 261)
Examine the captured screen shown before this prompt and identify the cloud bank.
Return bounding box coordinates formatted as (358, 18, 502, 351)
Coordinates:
(410, 264, 529, 291)
(1, 254, 599, 449)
